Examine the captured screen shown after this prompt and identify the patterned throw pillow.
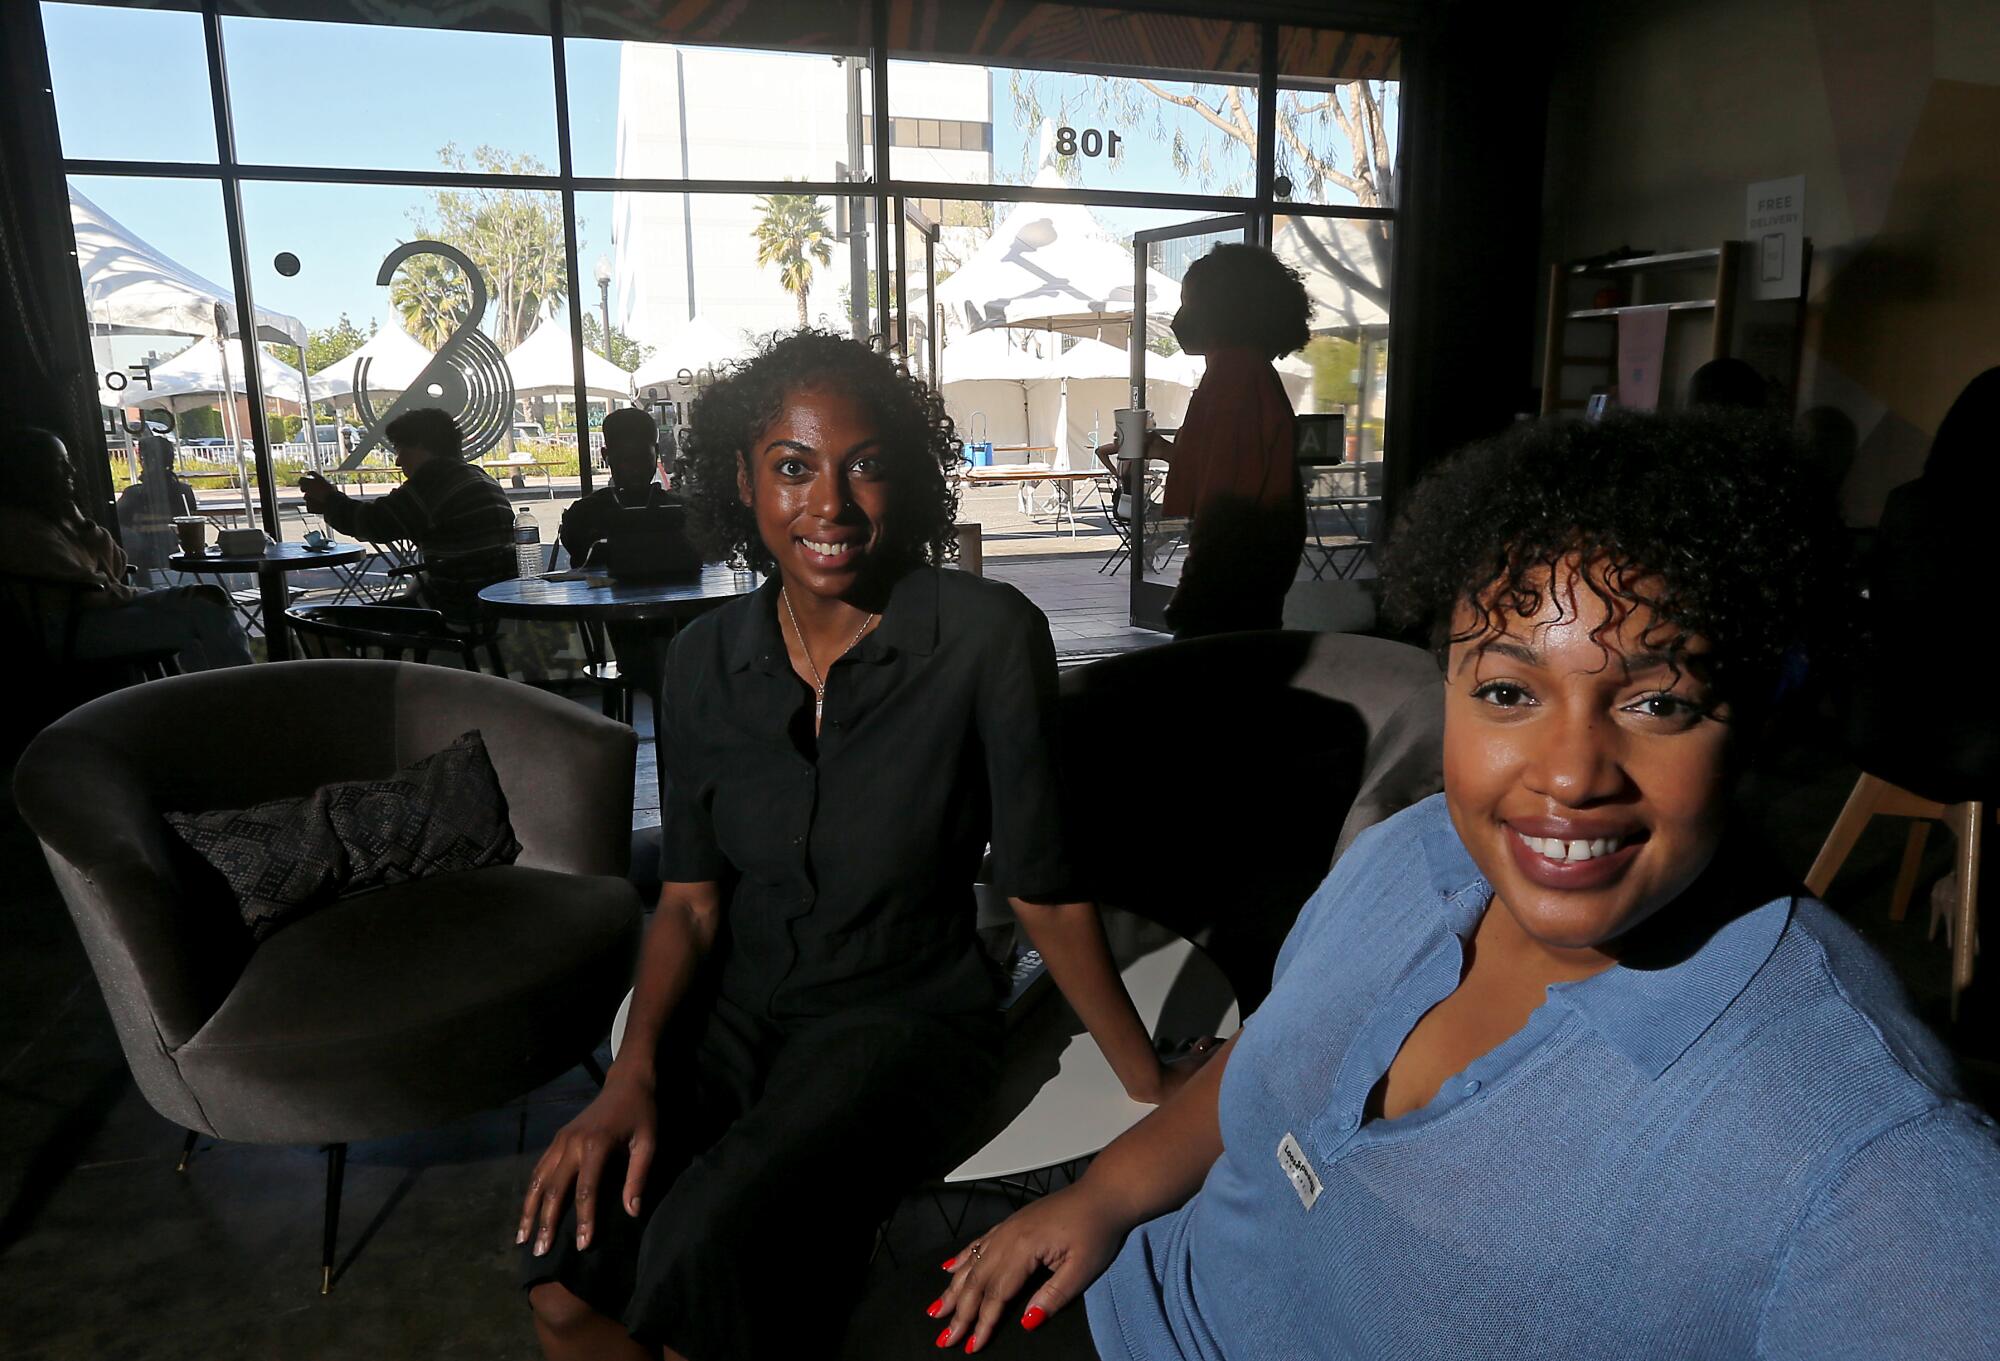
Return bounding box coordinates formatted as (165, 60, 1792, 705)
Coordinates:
(324, 731, 523, 894)
(162, 795, 349, 940)
(165, 731, 522, 942)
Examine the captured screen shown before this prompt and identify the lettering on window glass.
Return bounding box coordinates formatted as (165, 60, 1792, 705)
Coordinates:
(101, 364, 155, 393)
(1053, 126, 1122, 159)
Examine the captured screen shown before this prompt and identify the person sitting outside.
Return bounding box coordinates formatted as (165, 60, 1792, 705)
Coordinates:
(114, 425, 198, 578)
(1, 427, 250, 670)
(298, 407, 515, 623)
(558, 407, 679, 567)
(928, 407, 2000, 1358)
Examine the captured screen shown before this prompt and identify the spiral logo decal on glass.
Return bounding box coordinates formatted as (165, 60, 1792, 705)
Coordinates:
(341, 240, 515, 468)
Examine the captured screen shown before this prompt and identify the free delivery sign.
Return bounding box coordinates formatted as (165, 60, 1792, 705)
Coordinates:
(1747, 176, 1805, 300)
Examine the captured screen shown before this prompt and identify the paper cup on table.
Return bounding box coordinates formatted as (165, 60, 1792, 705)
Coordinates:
(172, 517, 208, 555)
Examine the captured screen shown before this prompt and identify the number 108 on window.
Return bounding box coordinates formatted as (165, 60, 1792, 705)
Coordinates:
(1055, 126, 1121, 158)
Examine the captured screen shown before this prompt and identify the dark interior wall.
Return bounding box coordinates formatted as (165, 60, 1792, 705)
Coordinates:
(1540, 0, 2000, 525)
(1382, 4, 1553, 515)
(0, 2, 115, 526)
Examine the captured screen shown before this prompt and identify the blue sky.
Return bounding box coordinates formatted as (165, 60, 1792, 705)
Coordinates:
(43, 4, 1378, 342)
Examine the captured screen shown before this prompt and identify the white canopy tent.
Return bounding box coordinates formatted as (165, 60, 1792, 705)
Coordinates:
(505, 315, 632, 400)
(938, 329, 1058, 454)
(98, 338, 345, 409)
(323, 324, 435, 406)
(1273, 215, 1392, 334)
(1033, 338, 1197, 471)
(71, 185, 307, 349)
(631, 315, 754, 399)
(935, 169, 1182, 343)
(73, 185, 322, 510)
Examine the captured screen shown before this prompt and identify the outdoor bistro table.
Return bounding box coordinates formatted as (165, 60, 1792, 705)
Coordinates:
(475, 563, 758, 627)
(960, 464, 1108, 533)
(169, 541, 365, 661)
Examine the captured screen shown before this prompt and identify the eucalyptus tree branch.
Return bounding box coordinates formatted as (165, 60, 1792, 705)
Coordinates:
(1135, 78, 1248, 144)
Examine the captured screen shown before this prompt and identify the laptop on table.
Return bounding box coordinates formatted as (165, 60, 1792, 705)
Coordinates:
(590, 503, 704, 581)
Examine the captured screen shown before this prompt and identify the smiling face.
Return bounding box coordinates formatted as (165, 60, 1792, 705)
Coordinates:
(736, 384, 893, 602)
(1443, 554, 1737, 960)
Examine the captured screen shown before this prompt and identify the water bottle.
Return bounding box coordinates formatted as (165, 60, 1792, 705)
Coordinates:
(513, 507, 542, 578)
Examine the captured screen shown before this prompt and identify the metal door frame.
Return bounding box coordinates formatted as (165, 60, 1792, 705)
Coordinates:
(1128, 214, 1255, 631)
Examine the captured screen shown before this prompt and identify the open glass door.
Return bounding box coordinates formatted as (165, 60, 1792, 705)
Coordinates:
(893, 198, 941, 385)
(1127, 215, 1253, 632)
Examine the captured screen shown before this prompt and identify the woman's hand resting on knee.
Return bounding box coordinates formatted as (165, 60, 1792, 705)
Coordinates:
(926, 1184, 1127, 1354)
(517, 1071, 658, 1257)
(924, 1033, 1239, 1353)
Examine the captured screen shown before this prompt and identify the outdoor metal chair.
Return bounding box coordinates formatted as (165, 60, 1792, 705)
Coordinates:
(1097, 471, 1135, 575)
(364, 558, 510, 671)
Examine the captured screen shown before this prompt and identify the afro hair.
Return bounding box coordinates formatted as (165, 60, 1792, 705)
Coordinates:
(1381, 407, 1855, 714)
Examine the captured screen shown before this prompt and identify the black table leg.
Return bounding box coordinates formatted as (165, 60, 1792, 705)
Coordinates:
(259, 567, 291, 661)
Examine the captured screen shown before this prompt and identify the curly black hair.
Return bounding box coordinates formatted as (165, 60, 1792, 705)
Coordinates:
(673, 330, 961, 573)
(1381, 408, 1855, 715)
(1175, 244, 1313, 359)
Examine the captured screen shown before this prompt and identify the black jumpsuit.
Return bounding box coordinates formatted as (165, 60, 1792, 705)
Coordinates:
(521, 567, 1074, 1360)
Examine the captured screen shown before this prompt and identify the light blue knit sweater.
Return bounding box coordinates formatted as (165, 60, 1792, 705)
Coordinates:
(1087, 795, 2000, 1359)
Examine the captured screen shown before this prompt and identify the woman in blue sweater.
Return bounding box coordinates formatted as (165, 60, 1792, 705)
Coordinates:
(928, 408, 2000, 1359)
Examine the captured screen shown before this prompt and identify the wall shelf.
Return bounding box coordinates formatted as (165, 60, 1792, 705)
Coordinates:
(1540, 242, 1741, 415)
(1566, 247, 1723, 275)
(1564, 300, 1718, 320)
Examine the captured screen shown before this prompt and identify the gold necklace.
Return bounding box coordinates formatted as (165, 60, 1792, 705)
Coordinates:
(780, 586, 875, 725)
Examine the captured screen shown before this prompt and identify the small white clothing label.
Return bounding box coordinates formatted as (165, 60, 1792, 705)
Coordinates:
(1277, 1132, 1323, 1210)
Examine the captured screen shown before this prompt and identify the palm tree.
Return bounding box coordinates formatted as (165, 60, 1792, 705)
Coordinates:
(752, 193, 834, 329)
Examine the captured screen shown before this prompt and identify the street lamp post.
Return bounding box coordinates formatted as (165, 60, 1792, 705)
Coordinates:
(593, 255, 613, 354)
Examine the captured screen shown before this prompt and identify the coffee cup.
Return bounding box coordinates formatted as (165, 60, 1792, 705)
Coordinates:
(172, 517, 208, 555)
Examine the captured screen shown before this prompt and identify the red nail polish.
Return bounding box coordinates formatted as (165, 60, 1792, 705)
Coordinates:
(964, 1340, 977, 1354)
(1022, 1306, 1047, 1330)
(942, 1257, 957, 1270)
(926, 1298, 944, 1318)
(935, 1326, 953, 1348)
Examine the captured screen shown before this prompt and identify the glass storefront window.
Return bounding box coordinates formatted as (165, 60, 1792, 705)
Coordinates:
(575, 188, 880, 445)
(241, 177, 577, 479)
(564, 39, 875, 184)
(42, 3, 219, 163)
(221, 14, 559, 173)
(1272, 213, 1392, 458)
(925, 196, 1240, 463)
(70, 173, 268, 551)
(40, 0, 1402, 584)
(886, 3, 1261, 198)
(1273, 27, 1402, 209)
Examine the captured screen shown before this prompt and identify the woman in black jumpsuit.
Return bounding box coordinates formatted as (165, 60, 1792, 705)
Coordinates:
(518, 332, 1213, 1361)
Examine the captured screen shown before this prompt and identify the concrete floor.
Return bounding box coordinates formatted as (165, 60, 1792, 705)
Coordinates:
(3, 681, 1992, 1359)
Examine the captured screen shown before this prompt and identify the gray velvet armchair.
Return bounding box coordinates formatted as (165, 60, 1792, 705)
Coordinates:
(11, 659, 642, 1291)
(1056, 629, 1443, 1010)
